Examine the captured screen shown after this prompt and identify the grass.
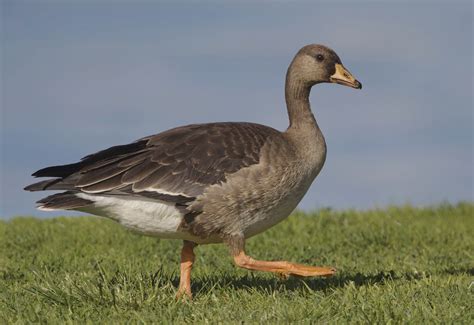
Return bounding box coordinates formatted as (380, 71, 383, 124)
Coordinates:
(1, 203, 473, 323)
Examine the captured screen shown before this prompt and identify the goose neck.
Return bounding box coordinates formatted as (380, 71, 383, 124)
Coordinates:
(285, 74, 316, 129)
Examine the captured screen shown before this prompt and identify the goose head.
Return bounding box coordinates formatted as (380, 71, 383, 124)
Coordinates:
(288, 44, 362, 90)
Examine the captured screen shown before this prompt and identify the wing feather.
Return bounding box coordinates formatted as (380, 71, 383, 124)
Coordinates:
(121, 159, 160, 183)
(81, 173, 128, 193)
(26, 122, 281, 203)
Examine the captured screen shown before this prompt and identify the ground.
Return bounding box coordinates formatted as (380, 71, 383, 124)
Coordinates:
(1, 203, 473, 323)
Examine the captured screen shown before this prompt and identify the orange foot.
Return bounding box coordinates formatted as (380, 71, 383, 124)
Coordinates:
(234, 252, 336, 278)
(284, 263, 336, 278)
(176, 286, 193, 300)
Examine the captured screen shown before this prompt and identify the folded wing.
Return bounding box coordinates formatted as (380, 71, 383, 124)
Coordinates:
(25, 122, 280, 205)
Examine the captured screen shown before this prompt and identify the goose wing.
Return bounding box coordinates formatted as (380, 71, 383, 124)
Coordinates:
(25, 122, 280, 203)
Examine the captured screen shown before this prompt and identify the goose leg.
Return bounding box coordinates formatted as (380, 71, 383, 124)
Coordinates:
(176, 240, 196, 299)
(228, 236, 336, 278)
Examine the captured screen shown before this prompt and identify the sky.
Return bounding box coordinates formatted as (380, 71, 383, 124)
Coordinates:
(1, 1, 473, 218)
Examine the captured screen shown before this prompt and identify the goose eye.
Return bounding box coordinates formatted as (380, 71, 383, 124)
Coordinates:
(316, 54, 324, 62)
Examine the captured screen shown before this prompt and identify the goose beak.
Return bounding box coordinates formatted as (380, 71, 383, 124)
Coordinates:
(330, 63, 362, 89)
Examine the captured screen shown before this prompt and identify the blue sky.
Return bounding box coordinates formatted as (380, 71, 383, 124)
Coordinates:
(1, 1, 472, 218)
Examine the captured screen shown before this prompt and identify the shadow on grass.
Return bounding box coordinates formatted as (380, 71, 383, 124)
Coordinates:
(186, 272, 398, 295)
(180, 267, 474, 296)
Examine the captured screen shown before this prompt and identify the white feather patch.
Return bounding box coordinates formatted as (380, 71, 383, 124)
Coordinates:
(137, 188, 192, 197)
(37, 206, 58, 211)
(75, 193, 186, 238)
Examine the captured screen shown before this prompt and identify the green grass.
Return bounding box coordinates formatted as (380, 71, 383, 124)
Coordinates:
(1, 203, 473, 323)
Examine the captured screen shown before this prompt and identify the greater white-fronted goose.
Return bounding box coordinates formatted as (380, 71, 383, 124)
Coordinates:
(25, 44, 361, 298)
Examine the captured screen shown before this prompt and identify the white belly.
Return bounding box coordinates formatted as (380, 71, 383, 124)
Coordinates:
(76, 193, 189, 239)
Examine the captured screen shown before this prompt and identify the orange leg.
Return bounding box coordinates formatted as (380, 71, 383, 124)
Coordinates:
(228, 236, 335, 278)
(233, 251, 336, 277)
(176, 240, 196, 299)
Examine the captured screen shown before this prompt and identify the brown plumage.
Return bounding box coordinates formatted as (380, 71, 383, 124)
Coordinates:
(26, 122, 277, 198)
(25, 44, 362, 298)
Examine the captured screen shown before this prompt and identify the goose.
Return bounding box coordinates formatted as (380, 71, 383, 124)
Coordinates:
(25, 44, 361, 299)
